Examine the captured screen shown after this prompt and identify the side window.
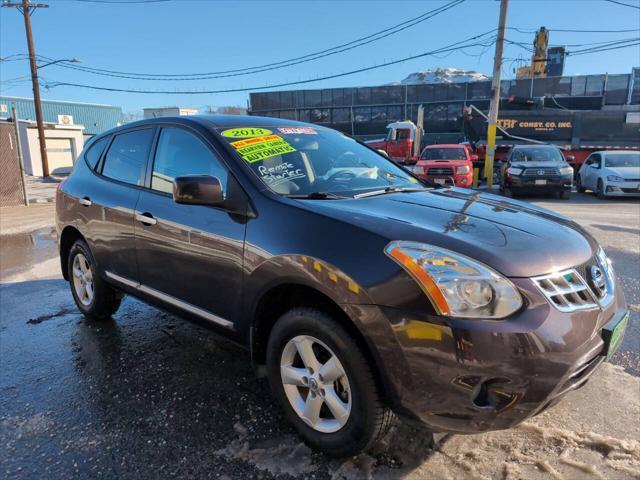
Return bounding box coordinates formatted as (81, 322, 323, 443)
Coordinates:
(102, 129, 154, 186)
(591, 154, 601, 167)
(84, 136, 110, 170)
(151, 127, 228, 194)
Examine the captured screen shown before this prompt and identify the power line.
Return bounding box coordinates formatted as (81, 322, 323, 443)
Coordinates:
(43, 31, 497, 95)
(43, 0, 465, 79)
(508, 27, 639, 33)
(602, 0, 640, 10)
(567, 39, 640, 55)
(69, 0, 171, 3)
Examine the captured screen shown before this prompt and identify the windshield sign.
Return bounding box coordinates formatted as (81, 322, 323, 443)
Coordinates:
(605, 153, 640, 168)
(218, 126, 421, 196)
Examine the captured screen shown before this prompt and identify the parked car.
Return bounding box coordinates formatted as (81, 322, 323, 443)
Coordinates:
(412, 144, 475, 187)
(577, 151, 640, 198)
(57, 116, 628, 457)
(500, 145, 574, 199)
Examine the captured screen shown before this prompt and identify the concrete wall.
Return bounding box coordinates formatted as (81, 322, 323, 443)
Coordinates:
(21, 122, 85, 177)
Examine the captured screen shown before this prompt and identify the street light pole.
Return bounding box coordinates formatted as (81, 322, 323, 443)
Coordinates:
(484, 0, 509, 188)
(2, 0, 50, 177)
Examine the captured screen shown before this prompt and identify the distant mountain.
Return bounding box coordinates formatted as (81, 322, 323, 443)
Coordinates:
(393, 67, 489, 85)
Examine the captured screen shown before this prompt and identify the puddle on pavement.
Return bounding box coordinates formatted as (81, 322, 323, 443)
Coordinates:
(0, 227, 57, 279)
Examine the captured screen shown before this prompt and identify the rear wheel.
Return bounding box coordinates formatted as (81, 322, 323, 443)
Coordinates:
(68, 240, 123, 320)
(266, 308, 393, 457)
(576, 175, 586, 193)
(596, 179, 607, 199)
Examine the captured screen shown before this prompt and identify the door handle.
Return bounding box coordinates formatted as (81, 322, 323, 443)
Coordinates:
(135, 212, 157, 226)
(79, 197, 92, 207)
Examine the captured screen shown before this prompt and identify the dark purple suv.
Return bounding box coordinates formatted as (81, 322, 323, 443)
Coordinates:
(56, 115, 628, 456)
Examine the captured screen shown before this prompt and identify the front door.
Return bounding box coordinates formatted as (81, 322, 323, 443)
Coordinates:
(134, 126, 246, 327)
(583, 154, 600, 189)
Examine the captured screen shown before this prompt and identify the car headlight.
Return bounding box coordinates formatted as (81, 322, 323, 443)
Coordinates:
(456, 165, 470, 174)
(385, 241, 522, 319)
(607, 175, 624, 182)
(507, 167, 522, 175)
(413, 166, 425, 175)
(559, 166, 573, 175)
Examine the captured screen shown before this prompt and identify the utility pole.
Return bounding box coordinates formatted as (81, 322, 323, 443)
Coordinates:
(2, 0, 50, 177)
(484, 0, 509, 188)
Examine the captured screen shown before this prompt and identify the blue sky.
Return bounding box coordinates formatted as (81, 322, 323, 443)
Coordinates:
(1, 0, 639, 113)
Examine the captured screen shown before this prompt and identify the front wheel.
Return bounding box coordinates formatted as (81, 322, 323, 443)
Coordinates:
(266, 308, 393, 457)
(576, 175, 586, 193)
(596, 179, 607, 199)
(68, 239, 123, 320)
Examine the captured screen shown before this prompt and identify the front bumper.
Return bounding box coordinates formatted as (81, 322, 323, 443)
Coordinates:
(604, 181, 640, 196)
(417, 173, 473, 188)
(348, 276, 628, 434)
(507, 174, 572, 192)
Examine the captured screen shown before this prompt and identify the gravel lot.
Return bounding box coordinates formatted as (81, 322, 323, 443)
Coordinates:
(1, 192, 639, 479)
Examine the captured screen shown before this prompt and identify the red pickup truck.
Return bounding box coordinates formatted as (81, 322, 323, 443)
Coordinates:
(412, 144, 476, 187)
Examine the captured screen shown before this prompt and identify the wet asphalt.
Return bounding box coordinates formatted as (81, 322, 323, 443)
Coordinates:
(0, 192, 638, 479)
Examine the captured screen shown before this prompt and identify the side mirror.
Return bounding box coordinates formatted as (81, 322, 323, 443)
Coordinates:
(377, 149, 390, 158)
(173, 175, 224, 206)
(566, 155, 575, 162)
(470, 154, 479, 161)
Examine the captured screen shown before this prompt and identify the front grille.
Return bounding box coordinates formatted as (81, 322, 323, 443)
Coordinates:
(427, 167, 454, 176)
(533, 249, 615, 313)
(523, 167, 559, 176)
(532, 269, 598, 313)
(621, 187, 640, 194)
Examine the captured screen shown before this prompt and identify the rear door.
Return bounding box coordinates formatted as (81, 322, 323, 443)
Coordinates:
(89, 127, 155, 283)
(134, 125, 246, 327)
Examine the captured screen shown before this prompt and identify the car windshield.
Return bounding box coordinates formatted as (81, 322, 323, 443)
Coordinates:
(604, 153, 640, 168)
(510, 147, 564, 162)
(421, 147, 467, 161)
(217, 126, 422, 197)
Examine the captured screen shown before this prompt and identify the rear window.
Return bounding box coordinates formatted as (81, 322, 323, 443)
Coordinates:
(101, 129, 154, 186)
(84, 136, 110, 170)
(421, 147, 466, 160)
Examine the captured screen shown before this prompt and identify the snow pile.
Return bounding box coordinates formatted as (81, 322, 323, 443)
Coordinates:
(398, 67, 489, 85)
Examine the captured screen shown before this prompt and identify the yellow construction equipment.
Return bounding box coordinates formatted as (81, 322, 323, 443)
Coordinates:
(516, 27, 549, 79)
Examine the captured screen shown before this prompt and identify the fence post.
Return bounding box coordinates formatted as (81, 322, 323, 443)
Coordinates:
(12, 104, 29, 206)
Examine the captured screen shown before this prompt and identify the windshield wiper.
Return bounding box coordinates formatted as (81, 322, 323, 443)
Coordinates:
(287, 192, 345, 200)
(354, 186, 428, 198)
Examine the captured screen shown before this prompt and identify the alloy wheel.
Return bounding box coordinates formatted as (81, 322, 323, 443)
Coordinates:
(72, 253, 94, 306)
(280, 335, 352, 433)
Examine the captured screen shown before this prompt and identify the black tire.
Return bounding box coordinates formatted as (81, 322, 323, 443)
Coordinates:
(266, 308, 393, 457)
(67, 239, 123, 320)
(596, 179, 607, 200)
(559, 190, 571, 200)
(576, 175, 586, 193)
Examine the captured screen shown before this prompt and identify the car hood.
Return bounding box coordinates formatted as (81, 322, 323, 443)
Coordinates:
(604, 166, 640, 178)
(303, 188, 597, 277)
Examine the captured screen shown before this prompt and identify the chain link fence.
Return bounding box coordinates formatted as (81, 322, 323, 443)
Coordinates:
(0, 122, 27, 207)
